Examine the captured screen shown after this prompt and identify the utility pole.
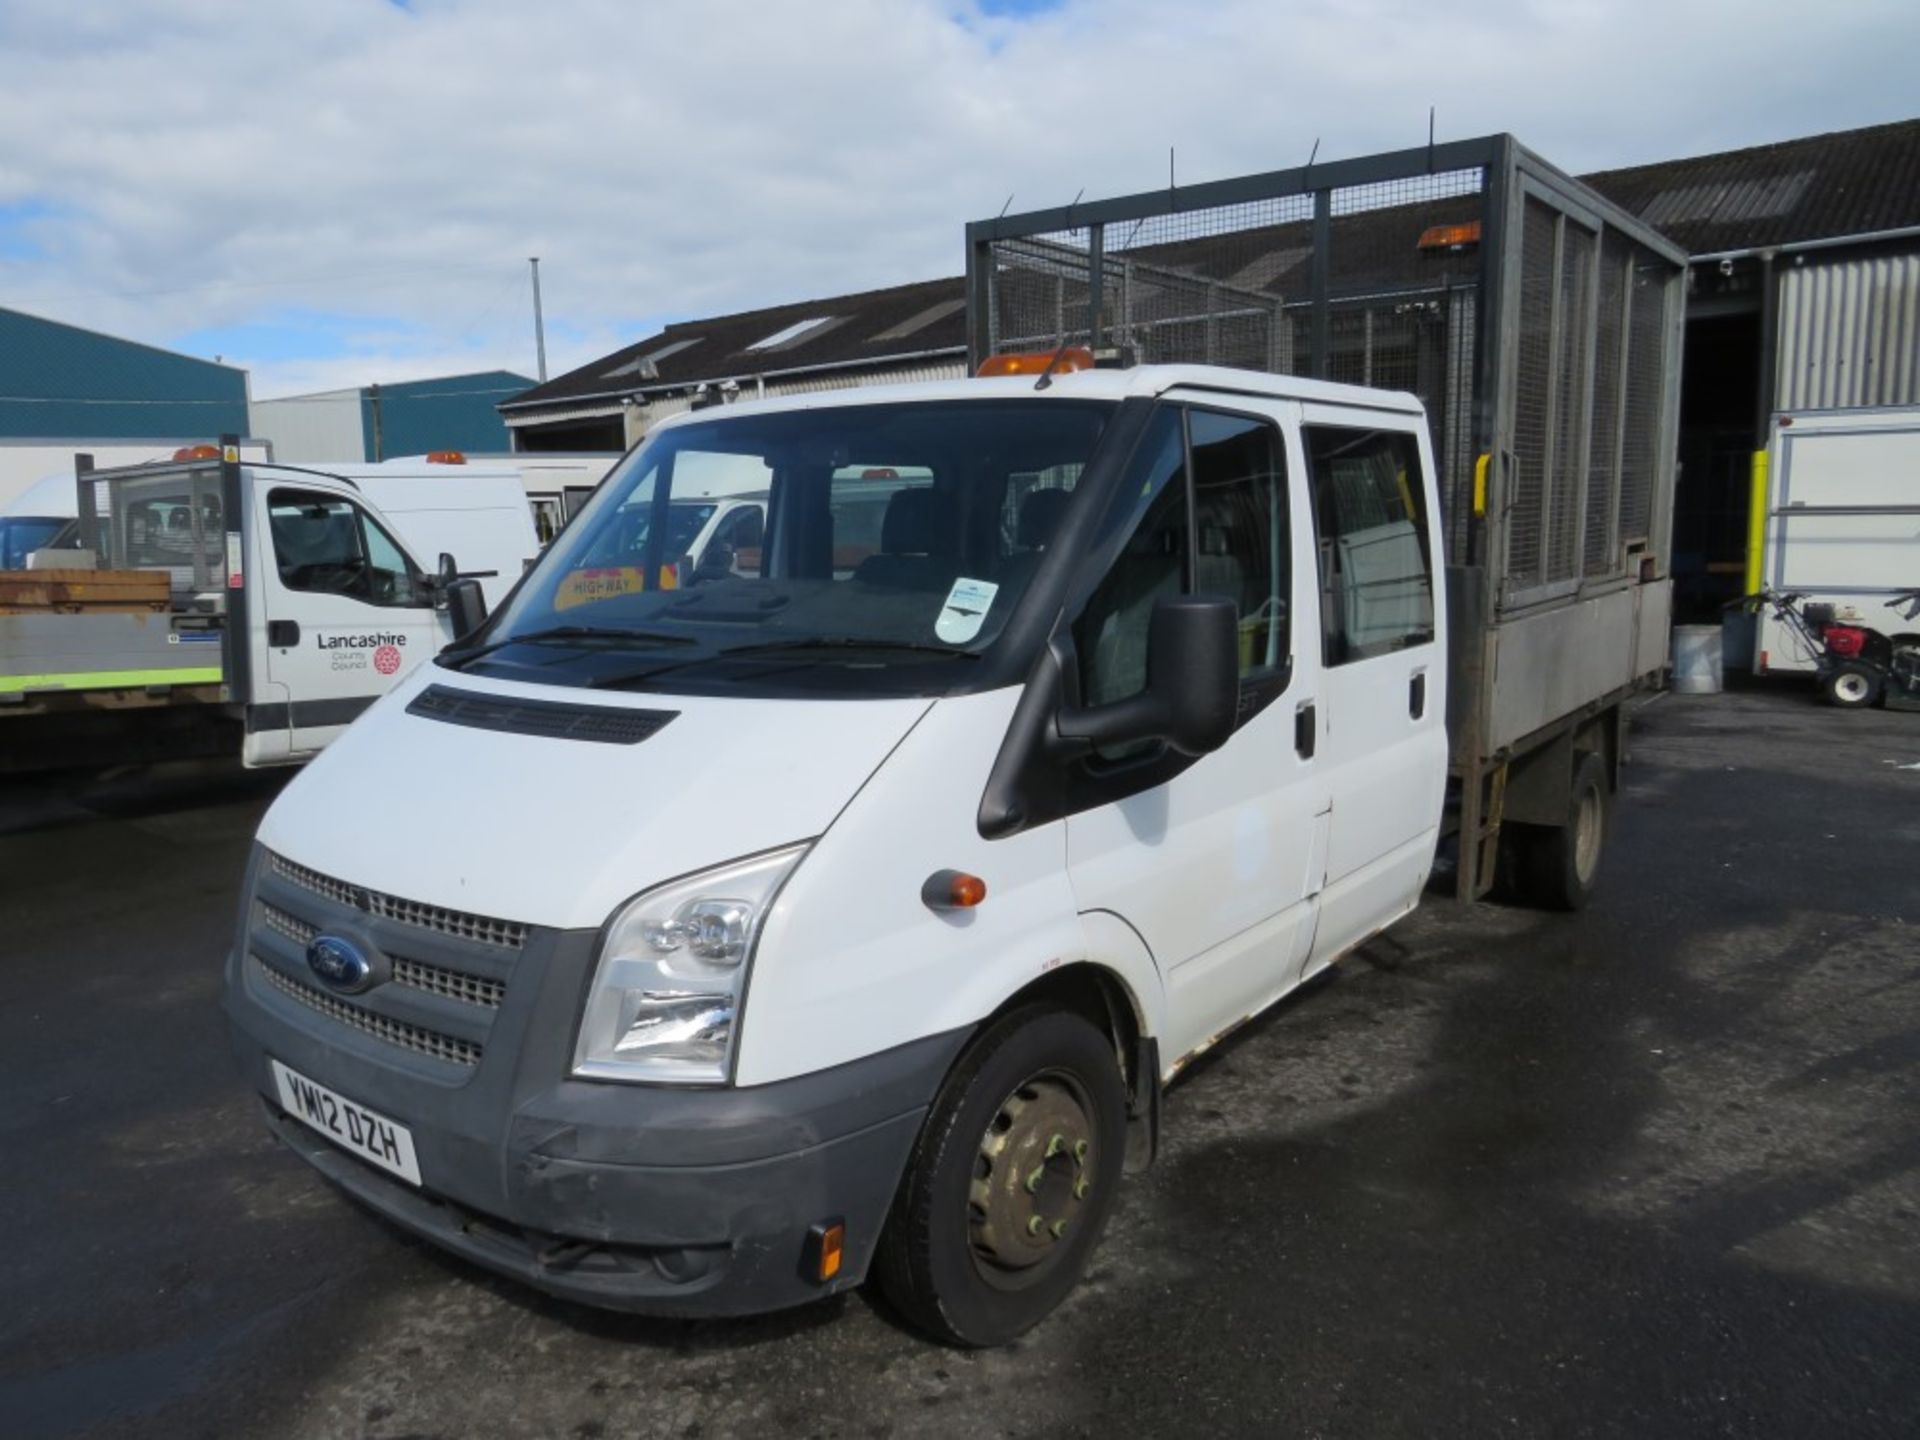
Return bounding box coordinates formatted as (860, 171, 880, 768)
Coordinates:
(529, 257, 549, 382)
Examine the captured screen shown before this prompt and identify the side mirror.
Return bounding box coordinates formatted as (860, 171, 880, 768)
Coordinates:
(1055, 594, 1239, 758)
(444, 578, 489, 642)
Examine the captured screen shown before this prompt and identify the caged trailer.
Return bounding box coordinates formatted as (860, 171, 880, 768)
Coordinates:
(966, 133, 1686, 904)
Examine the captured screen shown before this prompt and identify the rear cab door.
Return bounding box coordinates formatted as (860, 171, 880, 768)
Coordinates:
(242, 472, 446, 762)
(1297, 406, 1449, 971)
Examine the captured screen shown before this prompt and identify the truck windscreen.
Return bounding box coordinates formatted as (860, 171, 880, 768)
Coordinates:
(457, 399, 1115, 696)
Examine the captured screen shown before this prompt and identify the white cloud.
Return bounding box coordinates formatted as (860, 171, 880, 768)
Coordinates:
(0, 0, 1912, 396)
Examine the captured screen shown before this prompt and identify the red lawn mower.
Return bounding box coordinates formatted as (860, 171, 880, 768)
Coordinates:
(1731, 588, 1920, 711)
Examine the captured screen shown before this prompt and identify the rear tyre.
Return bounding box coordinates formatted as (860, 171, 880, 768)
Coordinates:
(874, 1005, 1127, 1347)
(1821, 661, 1882, 709)
(1512, 750, 1610, 912)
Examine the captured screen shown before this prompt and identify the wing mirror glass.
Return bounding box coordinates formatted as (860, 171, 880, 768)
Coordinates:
(1055, 594, 1239, 758)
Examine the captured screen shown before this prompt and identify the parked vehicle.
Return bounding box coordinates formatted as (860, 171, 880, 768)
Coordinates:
(1749, 407, 1920, 683)
(223, 136, 1685, 1345)
(0, 442, 536, 771)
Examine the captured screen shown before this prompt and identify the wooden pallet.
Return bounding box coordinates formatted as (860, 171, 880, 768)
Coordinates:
(0, 569, 171, 614)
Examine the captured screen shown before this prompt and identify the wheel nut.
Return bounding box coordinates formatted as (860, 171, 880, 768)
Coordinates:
(1073, 1178, 1090, 1200)
(1073, 1139, 1089, 1162)
(1026, 1215, 1045, 1237)
(1050, 1220, 1068, 1239)
(1025, 1166, 1045, 1194)
(1046, 1134, 1066, 1158)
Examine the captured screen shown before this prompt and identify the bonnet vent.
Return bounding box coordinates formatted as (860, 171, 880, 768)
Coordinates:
(406, 685, 676, 745)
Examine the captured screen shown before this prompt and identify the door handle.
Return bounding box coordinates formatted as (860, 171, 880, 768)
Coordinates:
(267, 619, 299, 648)
(1295, 700, 1316, 759)
(1410, 670, 1427, 720)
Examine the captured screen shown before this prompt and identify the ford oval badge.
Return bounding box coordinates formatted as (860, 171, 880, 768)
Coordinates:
(307, 935, 374, 993)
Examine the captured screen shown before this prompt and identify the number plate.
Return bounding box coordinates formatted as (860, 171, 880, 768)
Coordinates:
(271, 1059, 422, 1186)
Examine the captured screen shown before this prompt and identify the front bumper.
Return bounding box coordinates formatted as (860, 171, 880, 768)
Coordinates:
(223, 846, 967, 1317)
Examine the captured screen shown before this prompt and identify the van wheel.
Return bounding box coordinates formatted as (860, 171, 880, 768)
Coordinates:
(1512, 750, 1610, 912)
(874, 1006, 1127, 1347)
(1822, 661, 1882, 709)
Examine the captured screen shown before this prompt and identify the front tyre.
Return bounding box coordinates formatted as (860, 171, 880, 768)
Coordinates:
(875, 1006, 1127, 1347)
(1822, 660, 1882, 709)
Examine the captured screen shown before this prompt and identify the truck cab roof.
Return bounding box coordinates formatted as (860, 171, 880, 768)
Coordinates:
(646, 363, 1427, 437)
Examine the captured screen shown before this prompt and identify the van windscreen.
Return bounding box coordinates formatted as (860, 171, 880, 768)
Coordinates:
(460, 399, 1114, 696)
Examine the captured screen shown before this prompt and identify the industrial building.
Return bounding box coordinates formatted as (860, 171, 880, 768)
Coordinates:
(250, 369, 533, 463)
(1587, 118, 1920, 619)
(500, 117, 1918, 629)
(0, 304, 251, 506)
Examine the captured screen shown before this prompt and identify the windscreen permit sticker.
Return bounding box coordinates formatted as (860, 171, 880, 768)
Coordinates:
(935, 576, 999, 644)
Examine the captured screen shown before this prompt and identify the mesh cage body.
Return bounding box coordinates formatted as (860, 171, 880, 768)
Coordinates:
(968, 137, 1682, 614)
(981, 171, 1487, 561)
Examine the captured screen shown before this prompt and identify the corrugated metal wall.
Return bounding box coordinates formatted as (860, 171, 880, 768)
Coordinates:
(1775, 252, 1920, 410)
(249, 390, 366, 463)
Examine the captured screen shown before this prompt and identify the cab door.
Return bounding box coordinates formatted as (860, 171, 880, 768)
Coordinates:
(246, 478, 445, 760)
(1298, 414, 1448, 973)
(1062, 399, 1329, 1067)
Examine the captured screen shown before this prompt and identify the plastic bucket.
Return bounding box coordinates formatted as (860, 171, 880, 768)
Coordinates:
(1672, 623, 1724, 694)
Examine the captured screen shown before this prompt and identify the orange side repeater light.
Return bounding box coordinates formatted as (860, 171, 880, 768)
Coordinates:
(425, 450, 467, 464)
(172, 444, 222, 461)
(922, 869, 987, 910)
(976, 346, 1094, 378)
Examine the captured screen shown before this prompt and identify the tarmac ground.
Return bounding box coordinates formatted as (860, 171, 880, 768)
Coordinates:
(2, 684, 1917, 1438)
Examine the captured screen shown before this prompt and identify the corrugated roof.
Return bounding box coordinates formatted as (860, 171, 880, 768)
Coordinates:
(502, 274, 967, 411)
(1583, 117, 1920, 254)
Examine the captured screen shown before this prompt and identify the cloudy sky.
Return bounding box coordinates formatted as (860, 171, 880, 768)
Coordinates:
(0, 0, 1913, 398)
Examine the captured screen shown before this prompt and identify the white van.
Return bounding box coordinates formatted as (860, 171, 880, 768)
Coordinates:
(225, 363, 1456, 1343)
(2, 450, 536, 772)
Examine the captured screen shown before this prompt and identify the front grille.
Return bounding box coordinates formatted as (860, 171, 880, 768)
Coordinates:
(258, 902, 505, 1009)
(268, 851, 527, 949)
(261, 902, 316, 946)
(260, 962, 482, 1068)
(393, 956, 505, 1009)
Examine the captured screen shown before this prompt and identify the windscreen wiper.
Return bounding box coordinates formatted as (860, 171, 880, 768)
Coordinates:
(443, 625, 696, 668)
(585, 635, 980, 689)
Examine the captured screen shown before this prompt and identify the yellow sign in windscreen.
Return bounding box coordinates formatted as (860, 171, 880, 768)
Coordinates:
(552, 565, 678, 612)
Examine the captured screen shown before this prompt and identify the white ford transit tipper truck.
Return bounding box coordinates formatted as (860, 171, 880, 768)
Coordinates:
(224, 137, 1685, 1344)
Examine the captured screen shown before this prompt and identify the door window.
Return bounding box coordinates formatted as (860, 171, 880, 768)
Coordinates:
(1303, 427, 1433, 664)
(1071, 405, 1290, 760)
(267, 489, 423, 607)
(1191, 409, 1289, 683)
(1073, 408, 1188, 714)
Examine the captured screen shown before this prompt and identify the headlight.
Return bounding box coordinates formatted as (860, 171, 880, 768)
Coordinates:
(572, 843, 809, 1084)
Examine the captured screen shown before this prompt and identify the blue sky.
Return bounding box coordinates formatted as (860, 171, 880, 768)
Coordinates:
(0, 0, 1913, 397)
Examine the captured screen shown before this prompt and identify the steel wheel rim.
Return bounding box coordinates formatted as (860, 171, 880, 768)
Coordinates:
(968, 1069, 1097, 1291)
(1574, 785, 1603, 884)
